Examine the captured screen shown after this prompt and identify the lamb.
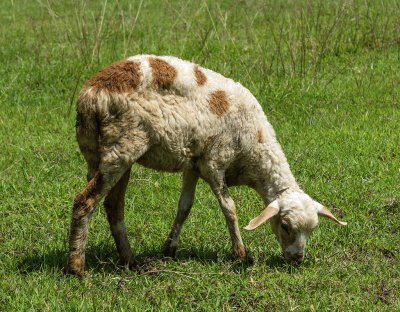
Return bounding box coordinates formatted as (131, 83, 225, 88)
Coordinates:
(68, 55, 347, 276)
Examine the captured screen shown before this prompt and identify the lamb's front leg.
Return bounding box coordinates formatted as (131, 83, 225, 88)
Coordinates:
(162, 170, 199, 258)
(208, 172, 252, 263)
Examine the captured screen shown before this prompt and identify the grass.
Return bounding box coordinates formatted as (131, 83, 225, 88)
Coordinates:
(0, 0, 399, 310)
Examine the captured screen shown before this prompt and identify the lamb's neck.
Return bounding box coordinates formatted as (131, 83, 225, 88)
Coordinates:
(253, 145, 301, 204)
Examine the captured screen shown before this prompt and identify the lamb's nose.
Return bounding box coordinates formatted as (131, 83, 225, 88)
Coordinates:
(294, 253, 304, 263)
(288, 253, 304, 264)
(284, 251, 305, 264)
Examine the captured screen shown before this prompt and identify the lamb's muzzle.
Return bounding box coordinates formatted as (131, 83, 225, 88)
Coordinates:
(67, 54, 347, 275)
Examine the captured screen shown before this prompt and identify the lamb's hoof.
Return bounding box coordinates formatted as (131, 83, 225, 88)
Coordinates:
(117, 250, 136, 269)
(126, 258, 140, 271)
(243, 250, 255, 265)
(162, 241, 177, 258)
(67, 255, 85, 277)
(233, 245, 254, 265)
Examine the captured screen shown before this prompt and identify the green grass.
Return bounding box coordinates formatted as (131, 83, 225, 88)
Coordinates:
(1, 0, 399, 310)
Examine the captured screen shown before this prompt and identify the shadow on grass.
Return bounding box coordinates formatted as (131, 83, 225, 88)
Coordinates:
(17, 243, 300, 275)
(16, 243, 251, 274)
(16, 242, 118, 275)
(262, 253, 316, 273)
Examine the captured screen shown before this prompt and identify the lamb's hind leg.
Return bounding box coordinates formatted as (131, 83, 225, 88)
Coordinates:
(162, 170, 199, 258)
(68, 171, 108, 276)
(103, 168, 135, 269)
(68, 141, 147, 276)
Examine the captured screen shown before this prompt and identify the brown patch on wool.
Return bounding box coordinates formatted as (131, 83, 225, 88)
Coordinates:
(194, 65, 207, 86)
(208, 90, 230, 116)
(73, 172, 103, 219)
(85, 60, 140, 93)
(256, 129, 264, 143)
(149, 57, 177, 89)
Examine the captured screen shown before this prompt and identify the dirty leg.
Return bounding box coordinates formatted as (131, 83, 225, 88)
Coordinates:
(162, 170, 199, 257)
(68, 172, 103, 276)
(209, 172, 252, 262)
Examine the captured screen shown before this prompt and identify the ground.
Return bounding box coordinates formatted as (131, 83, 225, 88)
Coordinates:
(0, 0, 399, 310)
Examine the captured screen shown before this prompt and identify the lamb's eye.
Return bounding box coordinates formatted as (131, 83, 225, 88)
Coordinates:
(281, 223, 289, 233)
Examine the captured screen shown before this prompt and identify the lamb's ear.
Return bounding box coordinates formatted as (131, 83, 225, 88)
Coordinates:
(244, 200, 279, 230)
(315, 201, 347, 226)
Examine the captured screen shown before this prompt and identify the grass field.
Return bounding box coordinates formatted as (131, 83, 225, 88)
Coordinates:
(1, 0, 399, 310)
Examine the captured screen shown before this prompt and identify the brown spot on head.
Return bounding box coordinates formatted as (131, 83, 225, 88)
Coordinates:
(208, 90, 229, 116)
(194, 65, 207, 86)
(256, 129, 264, 143)
(148, 57, 177, 89)
(85, 60, 140, 93)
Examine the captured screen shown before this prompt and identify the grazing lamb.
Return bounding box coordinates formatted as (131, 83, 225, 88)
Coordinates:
(68, 55, 347, 276)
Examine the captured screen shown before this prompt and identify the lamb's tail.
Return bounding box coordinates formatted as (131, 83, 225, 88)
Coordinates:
(75, 88, 101, 181)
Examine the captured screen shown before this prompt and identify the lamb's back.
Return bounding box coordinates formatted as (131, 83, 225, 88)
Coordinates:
(80, 55, 268, 171)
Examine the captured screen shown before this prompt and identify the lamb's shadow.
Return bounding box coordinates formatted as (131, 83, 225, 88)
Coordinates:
(16, 243, 251, 274)
(17, 244, 295, 275)
(17, 242, 118, 275)
(263, 253, 315, 273)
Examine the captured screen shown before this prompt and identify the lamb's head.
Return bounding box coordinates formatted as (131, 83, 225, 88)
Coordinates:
(244, 191, 346, 264)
